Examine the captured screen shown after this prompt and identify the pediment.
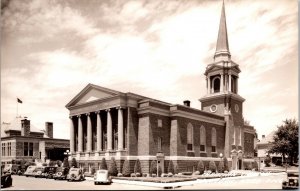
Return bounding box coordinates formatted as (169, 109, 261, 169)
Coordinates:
(66, 83, 122, 108)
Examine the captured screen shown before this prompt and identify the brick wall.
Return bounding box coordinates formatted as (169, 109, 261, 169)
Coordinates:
(244, 132, 254, 158)
(128, 107, 138, 156)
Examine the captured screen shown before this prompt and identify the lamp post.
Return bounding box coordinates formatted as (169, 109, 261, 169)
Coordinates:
(219, 153, 223, 179)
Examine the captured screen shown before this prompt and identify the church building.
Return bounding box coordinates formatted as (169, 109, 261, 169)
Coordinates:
(66, 1, 256, 174)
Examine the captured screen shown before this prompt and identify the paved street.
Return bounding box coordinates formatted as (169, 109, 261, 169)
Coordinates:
(3, 173, 286, 190)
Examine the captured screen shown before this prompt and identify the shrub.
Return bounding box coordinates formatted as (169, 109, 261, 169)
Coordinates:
(209, 161, 217, 173)
(91, 168, 96, 175)
(168, 172, 173, 177)
(142, 173, 148, 177)
(193, 171, 200, 175)
(122, 159, 130, 177)
(131, 173, 136, 177)
(117, 173, 123, 177)
(247, 162, 253, 170)
(197, 160, 205, 175)
(152, 173, 157, 177)
(63, 157, 69, 168)
(265, 155, 271, 167)
(71, 158, 78, 168)
(150, 160, 157, 175)
(134, 159, 142, 174)
(218, 160, 224, 173)
(253, 161, 258, 171)
(56, 160, 62, 167)
(100, 158, 107, 170)
(167, 160, 174, 174)
(108, 157, 118, 176)
(223, 157, 229, 171)
(158, 166, 162, 177)
(136, 172, 141, 177)
(42, 162, 47, 166)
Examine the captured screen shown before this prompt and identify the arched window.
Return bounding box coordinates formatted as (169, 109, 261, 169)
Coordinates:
(200, 126, 206, 152)
(211, 128, 217, 152)
(212, 77, 220, 93)
(187, 123, 193, 151)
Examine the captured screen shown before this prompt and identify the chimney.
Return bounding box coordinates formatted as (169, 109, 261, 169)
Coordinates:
(183, 100, 190, 107)
(21, 118, 30, 136)
(45, 122, 53, 138)
(262, 135, 265, 139)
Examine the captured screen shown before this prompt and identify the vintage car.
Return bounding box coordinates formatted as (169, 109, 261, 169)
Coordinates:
(53, 167, 69, 180)
(34, 166, 46, 178)
(43, 167, 57, 179)
(282, 170, 299, 189)
(1, 171, 13, 188)
(66, 167, 85, 181)
(24, 165, 38, 177)
(3, 164, 21, 175)
(94, 170, 112, 185)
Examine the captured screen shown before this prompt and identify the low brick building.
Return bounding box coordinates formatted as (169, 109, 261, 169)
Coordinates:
(1, 117, 69, 165)
(65, 1, 256, 174)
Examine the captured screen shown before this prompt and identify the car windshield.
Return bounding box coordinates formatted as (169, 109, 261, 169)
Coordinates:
(70, 169, 78, 172)
(56, 168, 63, 172)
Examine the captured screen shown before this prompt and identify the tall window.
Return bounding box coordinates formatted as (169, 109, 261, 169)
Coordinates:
(212, 77, 220, 93)
(24, 142, 28, 156)
(157, 137, 162, 152)
(1, 143, 5, 156)
(7, 142, 11, 156)
(200, 126, 206, 152)
(29, 143, 33, 156)
(187, 123, 193, 151)
(211, 128, 217, 152)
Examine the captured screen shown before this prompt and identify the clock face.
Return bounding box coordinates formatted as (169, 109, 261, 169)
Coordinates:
(235, 104, 239, 113)
(210, 104, 217, 112)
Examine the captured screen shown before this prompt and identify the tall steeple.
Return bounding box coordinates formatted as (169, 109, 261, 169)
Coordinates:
(214, 0, 231, 62)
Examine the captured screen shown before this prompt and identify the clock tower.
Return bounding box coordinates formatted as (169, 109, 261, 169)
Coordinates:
(199, 0, 245, 159)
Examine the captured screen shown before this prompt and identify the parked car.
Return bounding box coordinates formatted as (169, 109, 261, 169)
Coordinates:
(53, 167, 69, 180)
(66, 168, 85, 181)
(282, 170, 299, 189)
(94, 170, 112, 185)
(1, 171, 12, 188)
(43, 167, 57, 179)
(34, 166, 46, 178)
(24, 165, 38, 177)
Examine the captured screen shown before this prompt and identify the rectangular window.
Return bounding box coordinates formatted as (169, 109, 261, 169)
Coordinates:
(187, 144, 193, 151)
(212, 146, 216, 153)
(29, 143, 33, 156)
(8, 142, 11, 156)
(200, 145, 205, 152)
(24, 142, 28, 156)
(158, 119, 162, 128)
(158, 137, 162, 151)
(1, 143, 5, 156)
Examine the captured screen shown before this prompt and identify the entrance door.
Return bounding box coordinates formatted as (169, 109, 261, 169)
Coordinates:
(238, 159, 242, 169)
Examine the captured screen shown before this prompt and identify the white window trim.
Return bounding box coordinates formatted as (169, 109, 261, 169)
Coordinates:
(187, 123, 194, 152)
(200, 126, 206, 153)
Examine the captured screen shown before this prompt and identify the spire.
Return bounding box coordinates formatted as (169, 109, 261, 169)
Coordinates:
(214, 0, 231, 61)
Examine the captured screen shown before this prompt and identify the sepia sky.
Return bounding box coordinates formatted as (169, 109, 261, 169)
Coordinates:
(1, 0, 298, 139)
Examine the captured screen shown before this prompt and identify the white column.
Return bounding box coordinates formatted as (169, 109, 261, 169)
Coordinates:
(78, 115, 83, 152)
(96, 111, 102, 151)
(220, 73, 224, 92)
(118, 107, 124, 150)
(236, 77, 238, 94)
(107, 109, 112, 151)
(87, 113, 92, 152)
(208, 76, 211, 94)
(70, 116, 75, 154)
(229, 74, 232, 92)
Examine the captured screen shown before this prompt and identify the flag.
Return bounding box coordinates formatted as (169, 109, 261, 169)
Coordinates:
(17, 98, 23, 104)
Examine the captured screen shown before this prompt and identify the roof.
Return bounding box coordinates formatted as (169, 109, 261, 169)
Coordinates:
(1, 116, 44, 138)
(258, 130, 276, 144)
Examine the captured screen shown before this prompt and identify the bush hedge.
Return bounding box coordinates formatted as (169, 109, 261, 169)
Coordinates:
(108, 157, 118, 176)
(134, 159, 142, 174)
(197, 160, 205, 175)
(100, 158, 107, 170)
(209, 161, 217, 173)
(150, 160, 157, 175)
(122, 159, 130, 177)
(167, 160, 174, 174)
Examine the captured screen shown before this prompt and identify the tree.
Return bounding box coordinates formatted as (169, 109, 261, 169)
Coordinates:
(134, 159, 142, 174)
(71, 158, 78, 168)
(268, 119, 298, 165)
(108, 157, 118, 176)
(223, 157, 229, 171)
(253, 161, 258, 171)
(218, 160, 224, 173)
(264, 155, 271, 167)
(100, 158, 107, 170)
(167, 160, 174, 174)
(63, 157, 69, 168)
(197, 160, 205, 174)
(150, 160, 157, 175)
(122, 159, 130, 177)
(209, 161, 217, 173)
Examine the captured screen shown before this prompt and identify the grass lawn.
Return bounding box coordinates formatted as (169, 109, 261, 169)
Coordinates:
(192, 173, 242, 179)
(113, 176, 197, 183)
